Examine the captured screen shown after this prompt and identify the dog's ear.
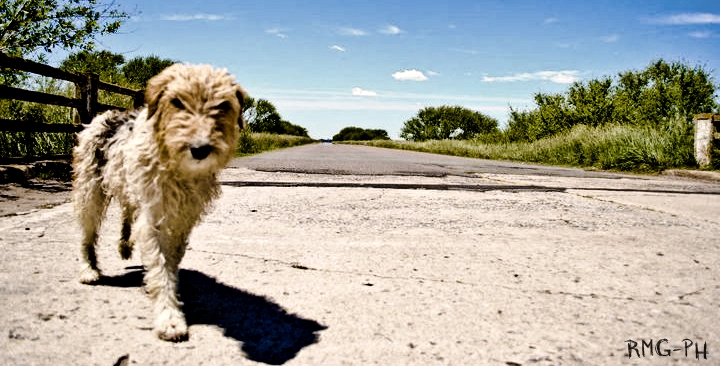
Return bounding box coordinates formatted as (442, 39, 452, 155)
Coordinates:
(145, 64, 179, 118)
(236, 86, 249, 130)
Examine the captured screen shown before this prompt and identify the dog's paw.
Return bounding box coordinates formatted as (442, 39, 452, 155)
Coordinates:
(155, 309, 188, 342)
(118, 240, 133, 260)
(79, 267, 101, 284)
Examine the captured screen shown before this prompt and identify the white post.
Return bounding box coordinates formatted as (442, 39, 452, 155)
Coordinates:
(694, 114, 719, 167)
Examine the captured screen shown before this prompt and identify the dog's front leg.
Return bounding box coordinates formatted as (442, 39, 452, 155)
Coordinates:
(133, 211, 188, 341)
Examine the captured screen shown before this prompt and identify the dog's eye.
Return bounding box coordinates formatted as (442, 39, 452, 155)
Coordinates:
(170, 98, 185, 110)
(214, 101, 232, 112)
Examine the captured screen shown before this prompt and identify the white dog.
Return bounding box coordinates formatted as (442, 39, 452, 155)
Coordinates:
(72, 63, 245, 341)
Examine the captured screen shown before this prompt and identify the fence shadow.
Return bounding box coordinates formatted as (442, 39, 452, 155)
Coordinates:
(96, 268, 326, 365)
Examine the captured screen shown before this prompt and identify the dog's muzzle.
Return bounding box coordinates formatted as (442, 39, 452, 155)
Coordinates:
(190, 144, 212, 160)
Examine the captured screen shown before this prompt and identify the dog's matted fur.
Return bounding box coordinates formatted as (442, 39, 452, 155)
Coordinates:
(73, 63, 246, 341)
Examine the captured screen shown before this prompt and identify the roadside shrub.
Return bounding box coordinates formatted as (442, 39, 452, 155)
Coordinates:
(506, 60, 717, 142)
(345, 118, 696, 172)
(236, 130, 315, 156)
(401, 105, 499, 141)
(332, 127, 390, 141)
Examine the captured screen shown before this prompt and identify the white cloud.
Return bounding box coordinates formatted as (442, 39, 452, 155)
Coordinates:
(392, 69, 429, 81)
(653, 13, 720, 25)
(330, 45, 346, 52)
(379, 25, 403, 35)
(601, 34, 619, 43)
(450, 48, 479, 55)
(689, 31, 713, 38)
(426, 70, 440, 76)
(544, 17, 559, 24)
(161, 13, 225, 21)
(351, 87, 377, 97)
(339, 27, 368, 36)
(265, 28, 288, 38)
(481, 70, 580, 84)
(254, 88, 530, 113)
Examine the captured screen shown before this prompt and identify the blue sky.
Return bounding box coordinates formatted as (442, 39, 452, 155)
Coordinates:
(89, 0, 720, 139)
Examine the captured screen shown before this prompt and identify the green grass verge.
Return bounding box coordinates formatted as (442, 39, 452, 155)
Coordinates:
(1, 129, 315, 160)
(342, 122, 699, 173)
(236, 130, 316, 156)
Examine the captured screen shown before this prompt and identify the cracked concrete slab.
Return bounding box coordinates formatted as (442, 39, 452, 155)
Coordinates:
(1, 147, 719, 365)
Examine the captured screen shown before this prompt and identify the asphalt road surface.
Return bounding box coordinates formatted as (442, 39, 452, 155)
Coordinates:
(231, 143, 628, 178)
(2, 144, 719, 365)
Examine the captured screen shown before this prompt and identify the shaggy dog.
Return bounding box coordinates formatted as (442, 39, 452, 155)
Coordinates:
(72, 63, 245, 341)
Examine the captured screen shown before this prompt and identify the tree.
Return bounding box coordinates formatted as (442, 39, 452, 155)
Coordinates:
(332, 127, 390, 141)
(249, 99, 283, 133)
(615, 60, 717, 124)
(245, 98, 309, 136)
(505, 107, 537, 142)
(400, 105, 498, 141)
(60, 51, 176, 87)
(567, 77, 615, 127)
(59, 50, 125, 84)
(122, 56, 176, 88)
(241, 95, 255, 125)
(279, 120, 309, 137)
(0, 0, 128, 59)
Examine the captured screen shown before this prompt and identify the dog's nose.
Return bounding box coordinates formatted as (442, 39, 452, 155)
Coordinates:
(190, 144, 212, 160)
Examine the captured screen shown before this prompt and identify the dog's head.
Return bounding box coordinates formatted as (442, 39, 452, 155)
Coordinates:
(144, 63, 246, 175)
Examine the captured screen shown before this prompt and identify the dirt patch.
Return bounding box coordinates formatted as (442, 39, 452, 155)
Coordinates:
(0, 180, 71, 217)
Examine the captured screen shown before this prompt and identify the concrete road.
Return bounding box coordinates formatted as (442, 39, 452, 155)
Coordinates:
(1, 144, 719, 365)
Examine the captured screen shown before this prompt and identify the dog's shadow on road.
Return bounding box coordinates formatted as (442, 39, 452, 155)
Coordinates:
(98, 268, 326, 365)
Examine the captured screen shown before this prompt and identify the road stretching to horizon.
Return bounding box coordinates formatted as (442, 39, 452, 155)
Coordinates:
(2, 143, 719, 365)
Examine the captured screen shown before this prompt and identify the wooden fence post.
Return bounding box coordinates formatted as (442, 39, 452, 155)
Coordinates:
(23, 130, 34, 156)
(694, 114, 720, 167)
(77, 73, 99, 125)
(133, 90, 145, 109)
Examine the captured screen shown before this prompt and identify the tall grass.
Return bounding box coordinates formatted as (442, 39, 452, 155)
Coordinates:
(236, 129, 316, 156)
(1, 77, 77, 158)
(0, 100, 77, 158)
(344, 120, 697, 173)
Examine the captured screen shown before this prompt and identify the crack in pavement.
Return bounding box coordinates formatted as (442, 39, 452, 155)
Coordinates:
(221, 180, 565, 192)
(190, 249, 679, 305)
(221, 180, 720, 195)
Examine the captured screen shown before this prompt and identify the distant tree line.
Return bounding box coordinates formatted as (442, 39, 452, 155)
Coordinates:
(332, 127, 390, 141)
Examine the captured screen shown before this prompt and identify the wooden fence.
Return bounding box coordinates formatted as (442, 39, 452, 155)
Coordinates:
(0, 53, 144, 157)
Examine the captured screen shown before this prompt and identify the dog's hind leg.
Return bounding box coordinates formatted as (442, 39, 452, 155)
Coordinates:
(118, 206, 135, 260)
(76, 182, 108, 284)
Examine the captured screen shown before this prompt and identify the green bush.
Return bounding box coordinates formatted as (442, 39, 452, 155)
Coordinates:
(401, 105, 499, 141)
(345, 118, 697, 173)
(506, 60, 717, 142)
(332, 126, 390, 141)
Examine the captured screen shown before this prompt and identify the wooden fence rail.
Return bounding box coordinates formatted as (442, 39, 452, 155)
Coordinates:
(0, 52, 144, 134)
